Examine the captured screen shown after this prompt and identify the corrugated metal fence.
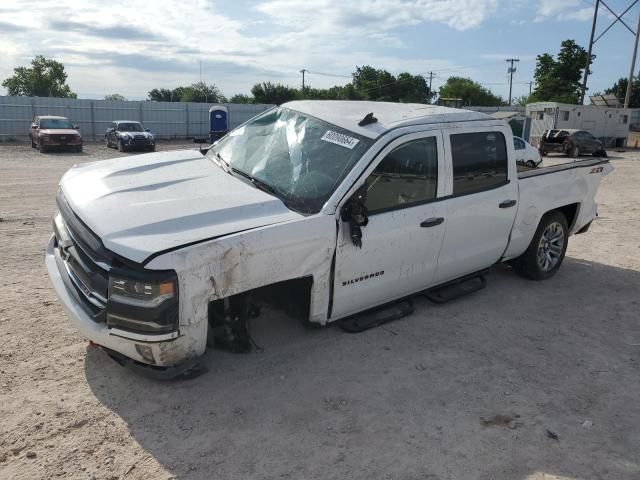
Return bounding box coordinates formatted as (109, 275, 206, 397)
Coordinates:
(0, 96, 273, 140)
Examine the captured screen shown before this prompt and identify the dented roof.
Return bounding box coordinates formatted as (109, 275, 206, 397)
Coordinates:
(284, 100, 493, 139)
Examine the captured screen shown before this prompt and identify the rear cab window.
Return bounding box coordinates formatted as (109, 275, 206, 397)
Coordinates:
(450, 131, 508, 195)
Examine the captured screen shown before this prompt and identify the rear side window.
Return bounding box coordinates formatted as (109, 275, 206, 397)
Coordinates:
(450, 132, 508, 195)
(365, 137, 438, 213)
(514, 138, 525, 150)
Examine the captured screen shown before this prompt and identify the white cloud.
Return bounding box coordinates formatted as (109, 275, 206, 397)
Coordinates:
(0, 0, 499, 98)
(535, 0, 594, 22)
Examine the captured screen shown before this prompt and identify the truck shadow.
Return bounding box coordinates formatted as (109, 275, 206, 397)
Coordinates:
(84, 257, 640, 480)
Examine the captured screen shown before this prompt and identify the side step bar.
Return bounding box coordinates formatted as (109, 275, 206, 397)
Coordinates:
(423, 269, 489, 304)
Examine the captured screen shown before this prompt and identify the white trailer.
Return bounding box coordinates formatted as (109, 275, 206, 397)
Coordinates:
(525, 102, 630, 148)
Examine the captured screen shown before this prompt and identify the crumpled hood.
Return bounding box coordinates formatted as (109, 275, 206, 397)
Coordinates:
(60, 149, 301, 264)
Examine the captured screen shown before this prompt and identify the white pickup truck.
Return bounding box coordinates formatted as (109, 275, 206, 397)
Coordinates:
(45, 101, 612, 377)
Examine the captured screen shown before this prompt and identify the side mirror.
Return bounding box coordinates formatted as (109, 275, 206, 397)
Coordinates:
(31, 124, 37, 129)
(341, 184, 369, 248)
(145, 128, 151, 132)
(73, 124, 79, 130)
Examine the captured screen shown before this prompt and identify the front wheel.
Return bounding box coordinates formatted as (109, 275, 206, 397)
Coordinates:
(512, 211, 569, 281)
(117, 140, 125, 152)
(526, 160, 536, 168)
(105, 136, 111, 148)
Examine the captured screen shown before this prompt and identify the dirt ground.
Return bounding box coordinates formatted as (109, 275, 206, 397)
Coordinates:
(0, 141, 638, 480)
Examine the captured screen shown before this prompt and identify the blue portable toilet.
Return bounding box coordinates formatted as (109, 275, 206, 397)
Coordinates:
(209, 105, 228, 143)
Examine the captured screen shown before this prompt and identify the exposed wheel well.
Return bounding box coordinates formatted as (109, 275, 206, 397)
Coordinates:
(207, 276, 314, 332)
(553, 203, 579, 231)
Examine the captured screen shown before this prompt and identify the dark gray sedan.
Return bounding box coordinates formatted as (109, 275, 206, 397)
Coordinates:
(538, 129, 607, 158)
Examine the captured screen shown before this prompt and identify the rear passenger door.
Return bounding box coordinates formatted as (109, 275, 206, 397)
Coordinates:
(433, 127, 518, 285)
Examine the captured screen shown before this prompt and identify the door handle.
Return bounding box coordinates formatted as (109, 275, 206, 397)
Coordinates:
(420, 217, 444, 228)
(499, 200, 517, 208)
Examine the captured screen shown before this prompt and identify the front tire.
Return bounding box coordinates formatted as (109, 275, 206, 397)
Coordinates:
(39, 143, 47, 154)
(512, 211, 569, 281)
(105, 136, 111, 148)
(117, 139, 125, 152)
(526, 160, 536, 168)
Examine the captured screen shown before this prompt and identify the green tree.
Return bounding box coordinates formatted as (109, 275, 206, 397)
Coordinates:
(104, 93, 126, 101)
(2, 55, 76, 98)
(513, 94, 535, 106)
(250, 82, 299, 105)
(229, 93, 253, 104)
(602, 75, 640, 108)
(532, 39, 592, 104)
(350, 66, 434, 103)
(147, 82, 226, 103)
(438, 77, 504, 106)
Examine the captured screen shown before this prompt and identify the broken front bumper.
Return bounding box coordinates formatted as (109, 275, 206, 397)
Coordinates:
(45, 234, 203, 374)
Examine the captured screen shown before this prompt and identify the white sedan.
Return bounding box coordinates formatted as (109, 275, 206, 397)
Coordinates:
(514, 136, 543, 168)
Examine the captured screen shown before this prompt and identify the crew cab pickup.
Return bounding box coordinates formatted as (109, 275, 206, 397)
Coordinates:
(45, 101, 612, 376)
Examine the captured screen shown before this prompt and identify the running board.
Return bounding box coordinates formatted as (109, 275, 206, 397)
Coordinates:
(339, 299, 415, 333)
(423, 270, 488, 304)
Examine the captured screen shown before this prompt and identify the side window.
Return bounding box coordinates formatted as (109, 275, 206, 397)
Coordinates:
(364, 137, 438, 213)
(561, 111, 570, 121)
(513, 138, 525, 150)
(450, 131, 508, 196)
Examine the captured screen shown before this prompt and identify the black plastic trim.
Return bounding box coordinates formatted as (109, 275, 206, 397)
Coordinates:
(518, 158, 609, 180)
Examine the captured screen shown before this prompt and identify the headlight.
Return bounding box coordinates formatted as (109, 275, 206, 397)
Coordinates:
(107, 272, 179, 334)
(109, 275, 175, 307)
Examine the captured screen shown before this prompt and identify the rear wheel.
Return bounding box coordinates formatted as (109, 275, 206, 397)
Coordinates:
(526, 160, 536, 168)
(512, 211, 568, 281)
(569, 145, 579, 158)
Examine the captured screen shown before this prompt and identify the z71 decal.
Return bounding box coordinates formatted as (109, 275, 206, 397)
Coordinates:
(589, 167, 604, 174)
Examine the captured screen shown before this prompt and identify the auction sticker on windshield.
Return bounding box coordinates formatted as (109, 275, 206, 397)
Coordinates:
(321, 130, 360, 149)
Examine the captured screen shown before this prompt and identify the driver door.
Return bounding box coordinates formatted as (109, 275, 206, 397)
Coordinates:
(331, 132, 447, 320)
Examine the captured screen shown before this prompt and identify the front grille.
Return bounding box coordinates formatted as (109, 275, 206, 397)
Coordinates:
(131, 135, 151, 145)
(54, 193, 110, 322)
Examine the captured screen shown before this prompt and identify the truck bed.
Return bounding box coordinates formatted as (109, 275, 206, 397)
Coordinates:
(503, 156, 612, 262)
(517, 156, 609, 179)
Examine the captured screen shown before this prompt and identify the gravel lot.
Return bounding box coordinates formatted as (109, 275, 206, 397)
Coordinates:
(0, 141, 639, 480)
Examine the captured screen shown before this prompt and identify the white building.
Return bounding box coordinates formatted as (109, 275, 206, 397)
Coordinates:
(525, 102, 631, 148)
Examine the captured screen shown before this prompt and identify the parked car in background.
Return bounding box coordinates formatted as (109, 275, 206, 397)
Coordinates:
(105, 121, 155, 152)
(538, 129, 607, 158)
(30, 116, 82, 153)
(513, 136, 542, 168)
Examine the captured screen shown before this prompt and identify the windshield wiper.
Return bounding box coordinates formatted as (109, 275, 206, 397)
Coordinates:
(210, 150, 231, 173)
(231, 168, 279, 196)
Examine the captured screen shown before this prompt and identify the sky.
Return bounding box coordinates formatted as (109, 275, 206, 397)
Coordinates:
(0, 0, 638, 101)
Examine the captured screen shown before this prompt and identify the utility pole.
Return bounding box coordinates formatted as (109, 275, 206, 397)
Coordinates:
(300, 69, 307, 97)
(506, 58, 520, 106)
(427, 71, 434, 102)
(529, 81, 533, 97)
(581, 0, 600, 105)
(625, 14, 640, 108)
